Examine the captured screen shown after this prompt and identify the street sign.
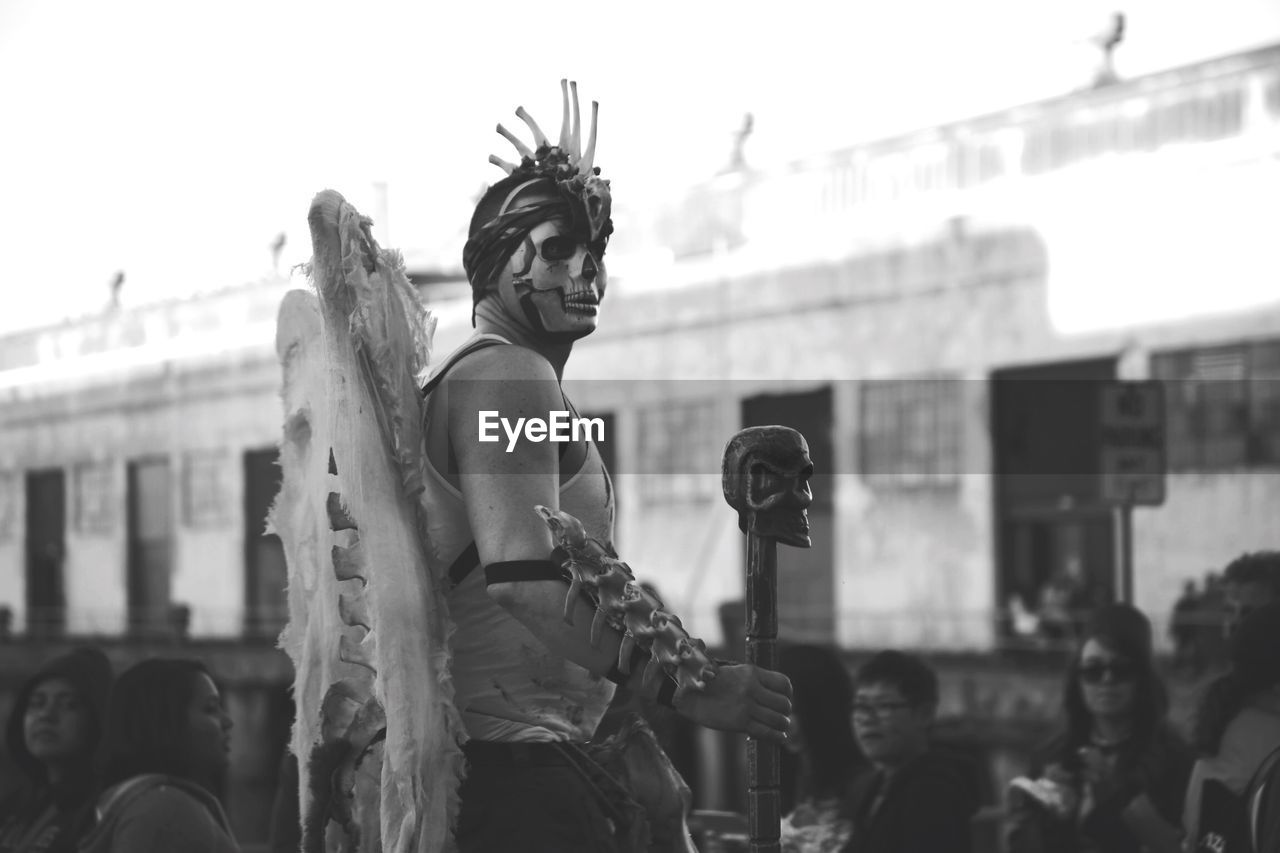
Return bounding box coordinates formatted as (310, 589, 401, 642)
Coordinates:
(1099, 381, 1166, 506)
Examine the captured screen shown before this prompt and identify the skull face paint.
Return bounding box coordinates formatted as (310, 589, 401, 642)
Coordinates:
(496, 217, 607, 340)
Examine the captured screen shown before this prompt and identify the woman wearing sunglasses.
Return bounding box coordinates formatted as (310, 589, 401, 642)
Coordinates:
(1006, 603, 1194, 853)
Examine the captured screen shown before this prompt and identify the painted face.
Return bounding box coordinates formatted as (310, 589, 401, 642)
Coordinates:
(496, 217, 607, 340)
(1077, 639, 1138, 720)
(24, 677, 91, 765)
(850, 682, 931, 769)
(185, 673, 233, 777)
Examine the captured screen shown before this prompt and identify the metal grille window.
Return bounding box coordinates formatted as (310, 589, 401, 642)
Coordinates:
(1153, 339, 1280, 470)
(0, 471, 15, 542)
(74, 461, 117, 535)
(636, 399, 719, 505)
(859, 379, 962, 488)
(182, 449, 230, 529)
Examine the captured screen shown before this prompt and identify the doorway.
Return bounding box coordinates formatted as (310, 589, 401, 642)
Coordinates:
(991, 358, 1117, 645)
(25, 469, 66, 637)
(244, 448, 288, 639)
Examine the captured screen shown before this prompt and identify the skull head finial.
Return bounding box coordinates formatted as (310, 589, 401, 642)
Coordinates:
(722, 426, 814, 548)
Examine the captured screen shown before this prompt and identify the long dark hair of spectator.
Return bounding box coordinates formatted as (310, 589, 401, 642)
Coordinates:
(1062, 604, 1167, 753)
(101, 658, 218, 789)
(778, 644, 862, 813)
(1194, 601, 1280, 755)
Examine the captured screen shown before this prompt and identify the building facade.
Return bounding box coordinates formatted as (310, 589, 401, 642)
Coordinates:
(0, 45, 1277, 652)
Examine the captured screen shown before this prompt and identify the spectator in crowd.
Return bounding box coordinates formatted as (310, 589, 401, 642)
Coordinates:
(1179, 600, 1280, 851)
(267, 750, 300, 853)
(77, 658, 238, 853)
(1197, 571, 1231, 667)
(1169, 579, 1201, 674)
(1037, 569, 1082, 647)
(1221, 550, 1280, 640)
(0, 648, 113, 853)
(1005, 603, 1194, 853)
(843, 650, 978, 853)
(776, 644, 864, 853)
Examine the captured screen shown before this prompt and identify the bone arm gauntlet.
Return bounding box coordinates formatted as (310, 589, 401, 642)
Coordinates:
(535, 506, 719, 706)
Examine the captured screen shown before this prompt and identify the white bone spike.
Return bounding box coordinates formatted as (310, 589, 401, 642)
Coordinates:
(339, 630, 377, 674)
(332, 542, 366, 585)
(570, 81, 582, 163)
(515, 106, 549, 149)
(487, 155, 516, 175)
(580, 101, 599, 176)
(495, 124, 533, 160)
(558, 79, 571, 151)
(339, 590, 371, 630)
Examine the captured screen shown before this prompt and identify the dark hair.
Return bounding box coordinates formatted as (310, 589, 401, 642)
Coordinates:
(1222, 551, 1280, 597)
(101, 658, 217, 788)
(1194, 601, 1280, 754)
(1062, 604, 1167, 751)
(3, 647, 114, 787)
(778, 645, 862, 810)
(855, 650, 939, 708)
(463, 175, 562, 299)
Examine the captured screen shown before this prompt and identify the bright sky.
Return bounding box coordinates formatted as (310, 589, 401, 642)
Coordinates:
(2, 0, 1278, 336)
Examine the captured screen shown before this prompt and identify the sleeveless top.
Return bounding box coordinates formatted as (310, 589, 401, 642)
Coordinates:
(419, 334, 617, 743)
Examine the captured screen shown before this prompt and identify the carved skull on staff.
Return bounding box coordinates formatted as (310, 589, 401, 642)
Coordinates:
(722, 426, 814, 549)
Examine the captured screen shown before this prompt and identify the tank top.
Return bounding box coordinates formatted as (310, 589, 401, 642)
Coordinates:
(419, 334, 617, 743)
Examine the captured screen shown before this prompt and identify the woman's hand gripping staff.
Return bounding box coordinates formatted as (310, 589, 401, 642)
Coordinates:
(536, 505, 793, 745)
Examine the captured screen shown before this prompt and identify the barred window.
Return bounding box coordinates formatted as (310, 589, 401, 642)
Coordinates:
(182, 449, 231, 528)
(636, 399, 720, 505)
(74, 460, 117, 535)
(0, 471, 15, 542)
(1152, 339, 1280, 470)
(860, 379, 962, 488)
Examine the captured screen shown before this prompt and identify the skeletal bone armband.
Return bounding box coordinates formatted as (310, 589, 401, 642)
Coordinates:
(535, 505, 720, 706)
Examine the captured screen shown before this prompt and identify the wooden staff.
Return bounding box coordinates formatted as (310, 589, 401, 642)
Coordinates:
(722, 426, 814, 853)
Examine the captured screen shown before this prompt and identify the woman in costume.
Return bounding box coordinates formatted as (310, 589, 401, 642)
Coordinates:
(78, 658, 238, 853)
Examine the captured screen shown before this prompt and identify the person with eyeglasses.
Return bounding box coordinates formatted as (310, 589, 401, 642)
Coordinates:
(1006, 603, 1194, 853)
(1178, 600, 1280, 853)
(841, 650, 979, 853)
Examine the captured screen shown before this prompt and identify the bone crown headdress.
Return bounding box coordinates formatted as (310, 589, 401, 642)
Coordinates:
(486, 79, 613, 245)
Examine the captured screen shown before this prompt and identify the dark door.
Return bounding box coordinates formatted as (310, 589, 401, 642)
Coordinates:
(741, 387, 835, 644)
(25, 470, 66, 637)
(127, 457, 172, 636)
(991, 358, 1117, 646)
(244, 449, 288, 639)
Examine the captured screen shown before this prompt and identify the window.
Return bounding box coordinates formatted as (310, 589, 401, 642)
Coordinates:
(0, 471, 16, 543)
(183, 449, 230, 529)
(74, 461, 116, 535)
(1153, 339, 1280, 470)
(636, 399, 719, 506)
(860, 379, 962, 488)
